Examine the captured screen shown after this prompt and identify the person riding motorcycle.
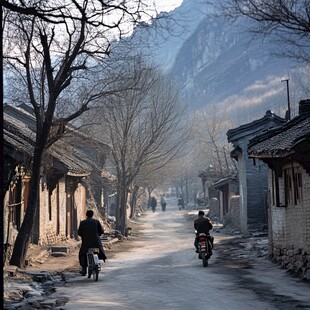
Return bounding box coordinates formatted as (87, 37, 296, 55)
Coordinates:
(78, 210, 107, 276)
(194, 210, 214, 254)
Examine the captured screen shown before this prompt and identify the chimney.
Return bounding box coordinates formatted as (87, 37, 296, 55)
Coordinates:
(299, 99, 310, 115)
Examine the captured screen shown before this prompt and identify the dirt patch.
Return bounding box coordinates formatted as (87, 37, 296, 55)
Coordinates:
(104, 219, 146, 261)
(211, 234, 264, 271)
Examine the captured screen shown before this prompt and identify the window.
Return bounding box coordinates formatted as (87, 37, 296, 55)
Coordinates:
(294, 170, 303, 205)
(284, 166, 303, 206)
(284, 169, 292, 205)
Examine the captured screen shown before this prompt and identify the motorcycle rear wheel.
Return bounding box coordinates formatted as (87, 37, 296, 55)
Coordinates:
(201, 251, 208, 267)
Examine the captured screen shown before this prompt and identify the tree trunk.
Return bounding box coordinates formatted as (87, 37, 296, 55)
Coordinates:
(10, 147, 43, 267)
(129, 192, 135, 219)
(129, 186, 139, 219)
(115, 187, 121, 231)
(115, 179, 128, 235)
(185, 176, 189, 204)
(118, 192, 127, 235)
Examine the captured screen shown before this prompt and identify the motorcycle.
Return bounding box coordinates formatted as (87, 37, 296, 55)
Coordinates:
(197, 232, 212, 267)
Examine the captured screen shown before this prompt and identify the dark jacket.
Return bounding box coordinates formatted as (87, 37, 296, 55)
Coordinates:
(178, 197, 184, 206)
(78, 217, 107, 265)
(150, 197, 157, 208)
(194, 216, 213, 234)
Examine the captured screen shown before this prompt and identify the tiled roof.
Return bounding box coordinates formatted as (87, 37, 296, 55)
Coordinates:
(248, 114, 310, 158)
(212, 175, 238, 189)
(3, 105, 113, 177)
(49, 140, 93, 176)
(4, 112, 93, 175)
(227, 110, 286, 142)
(101, 170, 117, 183)
(4, 113, 35, 156)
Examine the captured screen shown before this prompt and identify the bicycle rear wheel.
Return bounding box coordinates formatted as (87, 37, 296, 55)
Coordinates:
(93, 265, 99, 281)
(87, 266, 92, 278)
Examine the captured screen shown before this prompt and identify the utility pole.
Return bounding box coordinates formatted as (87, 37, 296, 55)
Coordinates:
(281, 78, 291, 120)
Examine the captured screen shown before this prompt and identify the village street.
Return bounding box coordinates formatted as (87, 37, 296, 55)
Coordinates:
(3, 1, 310, 308)
(40, 197, 309, 310)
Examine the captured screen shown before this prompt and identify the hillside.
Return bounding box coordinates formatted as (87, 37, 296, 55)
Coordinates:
(151, 0, 309, 124)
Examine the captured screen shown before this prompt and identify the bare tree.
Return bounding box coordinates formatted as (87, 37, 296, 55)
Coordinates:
(3, 0, 167, 267)
(207, 0, 310, 63)
(190, 105, 233, 177)
(88, 60, 188, 234)
(134, 161, 178, 210)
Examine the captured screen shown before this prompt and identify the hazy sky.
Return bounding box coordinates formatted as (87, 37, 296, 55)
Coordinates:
(156, 0, 183, 12)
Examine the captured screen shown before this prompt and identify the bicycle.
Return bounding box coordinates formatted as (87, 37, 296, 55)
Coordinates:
(86, 248, 101, 281)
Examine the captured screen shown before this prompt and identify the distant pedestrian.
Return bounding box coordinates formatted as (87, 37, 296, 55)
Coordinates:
(150, 196, 157, 213)
(178, 196, 184, 210)
(160, 194, 167, 212)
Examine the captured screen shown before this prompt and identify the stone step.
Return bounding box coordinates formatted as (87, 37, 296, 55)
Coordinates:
(50, 252, 67, 257)
(50, 246, 69, 254)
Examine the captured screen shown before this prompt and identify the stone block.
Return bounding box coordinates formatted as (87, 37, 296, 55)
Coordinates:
(304, 269, 310, 281)
(5, 266, 18, 276)
(28, 271, 52, 282)
(287, 250, 294, 257)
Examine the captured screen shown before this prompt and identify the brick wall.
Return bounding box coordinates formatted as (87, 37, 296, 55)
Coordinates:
(269, 164, 310, 280)
(37, 177, 86, 246)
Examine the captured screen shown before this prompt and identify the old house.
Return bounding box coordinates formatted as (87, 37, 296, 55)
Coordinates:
(227, 111, 286, 233)
(212, 175, 239, 226)
(3, 104, 112, 254)
(248, 100, 310, 280)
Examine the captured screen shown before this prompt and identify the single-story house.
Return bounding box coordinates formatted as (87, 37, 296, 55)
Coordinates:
(227, 110, 286, 233)
(3, 104, 112, 254)
(212, 175, 239, 225)
(248, 99, 310, 280)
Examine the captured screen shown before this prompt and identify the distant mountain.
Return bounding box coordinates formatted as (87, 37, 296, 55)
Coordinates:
(151, 0, 209, 71)
(150, 0, 309, 124)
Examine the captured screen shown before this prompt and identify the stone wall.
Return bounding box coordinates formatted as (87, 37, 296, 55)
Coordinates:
(209, 197, 220, 218)
(272, 245, 310, 281)
(223, 195, 240, 233)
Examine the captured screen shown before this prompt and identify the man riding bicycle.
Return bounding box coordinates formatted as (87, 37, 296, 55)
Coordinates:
(78, 210, 107, 276)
